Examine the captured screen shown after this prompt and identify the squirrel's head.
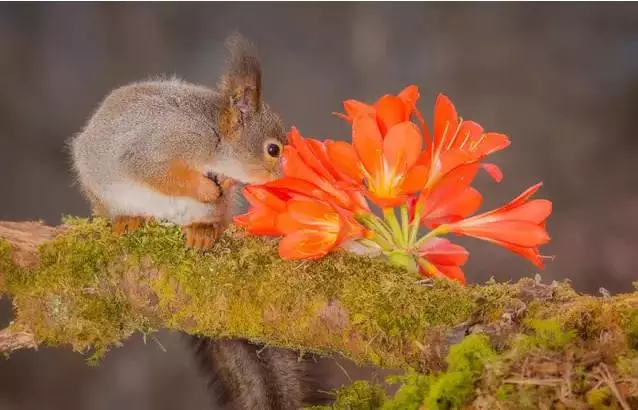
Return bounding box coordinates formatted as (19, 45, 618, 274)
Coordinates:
(214, 34, 287, 184)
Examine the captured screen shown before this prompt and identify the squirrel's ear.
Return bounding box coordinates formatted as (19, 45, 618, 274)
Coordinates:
(218, 34, 262, 124)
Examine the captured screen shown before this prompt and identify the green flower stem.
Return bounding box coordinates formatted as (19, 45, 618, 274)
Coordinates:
(414, 225, 449, 249)
(383, 208, 405, 248)
(408, 202, 424, 248)
(400, 205, 410, 247)
(386, 250, 418, 274)
(363, 233, 393, 252)
(356, 212, 395, 248)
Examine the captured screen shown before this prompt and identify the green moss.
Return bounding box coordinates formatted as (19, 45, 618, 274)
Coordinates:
(626, 310, 638, 350)
(423, 334, 496, 410)
(617, 353, 638, 377)
(4, 217, 638, 408)
(587, 387, 616, 410)
(1, 218, 487, 367)
(0, 239, 17, 292)
(513, 318, 576, 352)
(307, 380, 387, 410)
(382, 373, 430, 410)
(496, 384, 515, 401)
(313, 334, 497, 410)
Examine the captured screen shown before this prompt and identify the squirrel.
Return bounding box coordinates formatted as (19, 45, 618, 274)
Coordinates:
(70, 34, 286, 249)
(69, 35, 333, 409)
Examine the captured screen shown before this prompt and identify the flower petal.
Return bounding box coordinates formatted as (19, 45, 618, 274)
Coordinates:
(325, 140, 364, 182)
(398, 85, 420, 109)
(243, 185, 288, 212)
(281, 146, 354, 209)
(342, 99, 375, 121)
(499, 199, 552, 224)
(435, 150, 477, 180)
(471, 132, 510, 156)
(438, 265, 466, 284)
(419, 238, 469, 266)
(365, 190, 410, 209)
(335, 213, 367, 245)
(383, 121, 423, 173)
(433, 94, 459, 150)
(399, 165, 429, 194)
(510, 246, 545, 269)
(455, 220, 550, 248)
(420, 162, 481, 218)
(481, 163, 504, 183)
(278, 230, 337, 260)
(276, 211, 305, 234)
(286, 198, 340, 231)
(307, 138, 352, 183)
(233, 211, 280, 236)
(288, 127, 335, 183)
(352, 115, 384, 177)
(450, 120, 483, 151)
(421, 187, 482, 228)
(374, 95, 407, 135)
(263, 177, 328, 201)
(500, 182, 544, 213)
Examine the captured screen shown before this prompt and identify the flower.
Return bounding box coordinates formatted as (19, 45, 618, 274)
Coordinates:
(440, 182, 551, 268)
(235, 85, 554, 282)
(233, 185, 288, 236)
(417, 94, 511, 189)
(276, 197, 367, 260)
(416, 238, 468, 284)
(327, 117, 428, 208)
(280, 128, 369, 213)
(335, 85, 421, 135)
(411, 162, 483, 228)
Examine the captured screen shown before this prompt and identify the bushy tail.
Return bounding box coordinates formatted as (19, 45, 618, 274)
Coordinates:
(187, 335, 333, 409)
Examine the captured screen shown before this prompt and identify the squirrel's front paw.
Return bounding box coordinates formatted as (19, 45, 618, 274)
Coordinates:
(112, 216, 151, 235)
(198, 173, 236, 203)
(182, 223, 225, 250)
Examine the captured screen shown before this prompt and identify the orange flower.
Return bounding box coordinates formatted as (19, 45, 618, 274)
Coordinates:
(276, 198, 367, 260)
(417, 94, 510, 188)
(335, 85, 421, 135)
(233, 185, 288, 236)
(327, 117, 428, 208)
(442, 182, 551, 268)
(417, 238, 468, 284)
(412, 162, 483, 228)
(282, 128, 369, 213)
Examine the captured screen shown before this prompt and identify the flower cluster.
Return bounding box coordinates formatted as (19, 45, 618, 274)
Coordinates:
(234, 85, 552, 284)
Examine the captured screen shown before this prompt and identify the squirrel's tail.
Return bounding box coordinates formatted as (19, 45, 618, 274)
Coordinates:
(186, 335, 333, 409)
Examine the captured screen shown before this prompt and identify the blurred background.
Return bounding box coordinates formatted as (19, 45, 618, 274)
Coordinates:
(1, 2, 638, 409)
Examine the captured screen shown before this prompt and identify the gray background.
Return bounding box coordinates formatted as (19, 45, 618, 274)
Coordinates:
(1, 2, 638, 409)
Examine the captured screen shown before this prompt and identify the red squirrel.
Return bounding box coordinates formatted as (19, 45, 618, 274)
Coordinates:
(70, 34, 286, 249)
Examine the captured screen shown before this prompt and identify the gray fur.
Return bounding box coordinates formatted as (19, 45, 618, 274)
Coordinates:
(69, 35, 287, 222)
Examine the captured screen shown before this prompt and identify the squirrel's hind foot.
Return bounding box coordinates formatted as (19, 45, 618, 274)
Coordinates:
(182, 223, 225, 250)
(112, 216, 151, 236)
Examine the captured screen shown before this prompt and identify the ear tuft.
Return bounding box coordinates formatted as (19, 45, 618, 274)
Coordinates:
(218, 33, 262, 124)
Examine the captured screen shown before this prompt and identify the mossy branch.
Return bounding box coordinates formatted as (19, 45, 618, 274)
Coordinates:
(1, 218, 638, 408)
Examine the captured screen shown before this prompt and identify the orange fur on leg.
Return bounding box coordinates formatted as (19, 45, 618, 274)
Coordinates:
(112, 216, 151, 235)
(182, 223, 225, 250)
(142, 160, 222, 203)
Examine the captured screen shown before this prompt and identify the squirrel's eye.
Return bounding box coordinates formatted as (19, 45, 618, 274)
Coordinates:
(266, 143, 281, 158)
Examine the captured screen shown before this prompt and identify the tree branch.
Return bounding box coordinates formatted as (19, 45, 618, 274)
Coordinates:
(0, 327, 37, 352)
(0, 218, 637, 407)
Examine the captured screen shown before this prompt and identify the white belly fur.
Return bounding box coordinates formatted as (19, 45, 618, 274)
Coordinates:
(101, 180, 216, 226)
